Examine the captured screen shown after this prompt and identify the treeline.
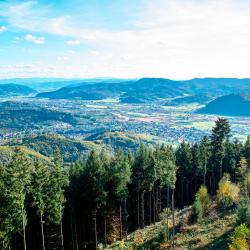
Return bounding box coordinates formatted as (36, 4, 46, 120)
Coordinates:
(0, 118, 250, 249)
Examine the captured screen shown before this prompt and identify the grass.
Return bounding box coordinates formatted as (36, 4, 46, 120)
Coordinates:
(104, 207, 237, 250)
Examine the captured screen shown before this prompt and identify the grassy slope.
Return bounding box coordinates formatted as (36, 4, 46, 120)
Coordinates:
(105, 207, 236, 250)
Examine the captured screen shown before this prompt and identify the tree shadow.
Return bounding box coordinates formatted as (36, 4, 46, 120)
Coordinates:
(197, 229, 233, 250)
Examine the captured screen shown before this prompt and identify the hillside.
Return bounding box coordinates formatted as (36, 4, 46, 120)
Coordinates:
(7, 132, 160, 163)
(165, 93, 216, 106)
(105, 207, 237, 250)
(86, 131, 161, 151)
(0, 84, 35, 97)
(0, 101, 76, 130)
(197, 94, 250, 116)
(8, 134, 100, 163)
(35, 78, 250, 102)
(0, 145, 50, 163)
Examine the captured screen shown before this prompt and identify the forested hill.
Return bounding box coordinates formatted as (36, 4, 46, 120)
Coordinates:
(197, 94, 250, 116)
(36, 77, 250, 102)
(0, 83, 36, 97)
(7, 132, 159, 163)
(0, 118, 249, 249)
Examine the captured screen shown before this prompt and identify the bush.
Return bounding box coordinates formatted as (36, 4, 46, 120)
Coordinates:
(216, 174, 240, 208)
(189, 185, 211, 223)
(196, 185, 211, 214)
(189, 198, 203, 223)
(237, 195, 250, 227)
(229, 224, 250, 250)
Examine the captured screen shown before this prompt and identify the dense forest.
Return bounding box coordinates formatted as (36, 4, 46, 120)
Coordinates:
(0, 118, 249, 249)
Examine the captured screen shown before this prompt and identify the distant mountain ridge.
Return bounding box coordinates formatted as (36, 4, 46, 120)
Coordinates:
(35, 77, 250, 102)
(197, 94, 250, 116)
(0, 84, 35, 97)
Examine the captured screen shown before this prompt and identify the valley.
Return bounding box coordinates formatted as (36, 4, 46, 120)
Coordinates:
(1, 96, 250, 147)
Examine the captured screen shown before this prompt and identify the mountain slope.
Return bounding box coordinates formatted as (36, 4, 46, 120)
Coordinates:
(0, 101, 76, 130)
(8, 134, 99, 163)
(197, 94, 250, 116)
(35, 77, 250, 102)
(0, 84, 35, 97)
(105, 207, 236, 250)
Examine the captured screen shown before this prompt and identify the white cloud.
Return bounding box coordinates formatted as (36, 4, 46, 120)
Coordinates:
(66, 39, 81, 45)
(2, 0, 250, 78)
(24, 34, 45, 44)
(57, 56, 69, 61)
(0, 26, 7, 32)
(90, 50, 100, 56)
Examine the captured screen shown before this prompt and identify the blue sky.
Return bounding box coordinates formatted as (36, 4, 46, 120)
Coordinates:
(1, 0, 250, 79)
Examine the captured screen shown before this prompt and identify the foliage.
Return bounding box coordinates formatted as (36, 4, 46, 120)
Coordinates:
(236, 195, 250, 227)
(190, 185, 211, 223)
(216, 174, 240, 208)
(229, 224, 250, 250)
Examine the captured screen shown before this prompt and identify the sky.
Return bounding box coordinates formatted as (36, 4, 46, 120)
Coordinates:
(1, 0, 250, 79)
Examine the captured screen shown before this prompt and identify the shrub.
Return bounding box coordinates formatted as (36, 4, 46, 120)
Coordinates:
(216, 174, 240, 208)
(243, 172, 250, 195)
(196, 185, 211, 214)
(189, 199, 203, 223)
(229, 224, 250, 250)
(237, 195, 250, 227)
(189, 185, 211, 223)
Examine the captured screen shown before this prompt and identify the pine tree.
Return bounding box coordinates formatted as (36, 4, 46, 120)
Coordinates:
(84, 150, 107, 249)
(30, 160, 49, 250)
(0, 148, 32, 249)
(45, 149, 69, 250)
(110, 149, 131, 239)
(210, 118, 231, 185)
(198, 136, 210, 185)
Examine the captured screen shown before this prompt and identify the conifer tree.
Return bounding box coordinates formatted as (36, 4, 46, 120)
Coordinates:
(110, 149, 131, 239)
(210, 118, 230, 186)
(30, 160, 49, 250)
(45, 149, 69, 250)
(84, 150, 107, 249)
(0, 148, 32, 250)
(198, 136, 210, 185)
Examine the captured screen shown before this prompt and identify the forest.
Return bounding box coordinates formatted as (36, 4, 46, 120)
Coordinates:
(0, 118, 249, 249)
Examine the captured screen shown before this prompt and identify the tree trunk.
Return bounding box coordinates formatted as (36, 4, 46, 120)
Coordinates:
(220, 159, 223, 181)
(166, 187, 169, 241)
(159, 186, 162, 213)
(141, 192, 145, 228)
(137, 192, 140, 228)
(40, 212, 46, 250)
(172, 189, 175, 250)
(60, 219, 64, 250)
(104, 216, 107, 247)
(94, 214, 98, 250)
(22, 205, 27, 250)
(124, 200, 128, 240)
(149, 190, 152, 224)
(74, 218, 79, 250)
(70, 215, 75, 250)
(181, 179, 184, 207)
(155, 184, 159, 220)
(203, 155, 207, 185)
(119, 202, 123, 239)
(152, 186, 156, 223)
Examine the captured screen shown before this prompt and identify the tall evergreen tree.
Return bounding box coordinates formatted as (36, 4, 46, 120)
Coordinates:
(198, 136, 210, 185)
(0, 148, 32, 250)
(30, 160, 49, 250)
(210, 118, 231, 191)
(84, 150, 107, 249)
